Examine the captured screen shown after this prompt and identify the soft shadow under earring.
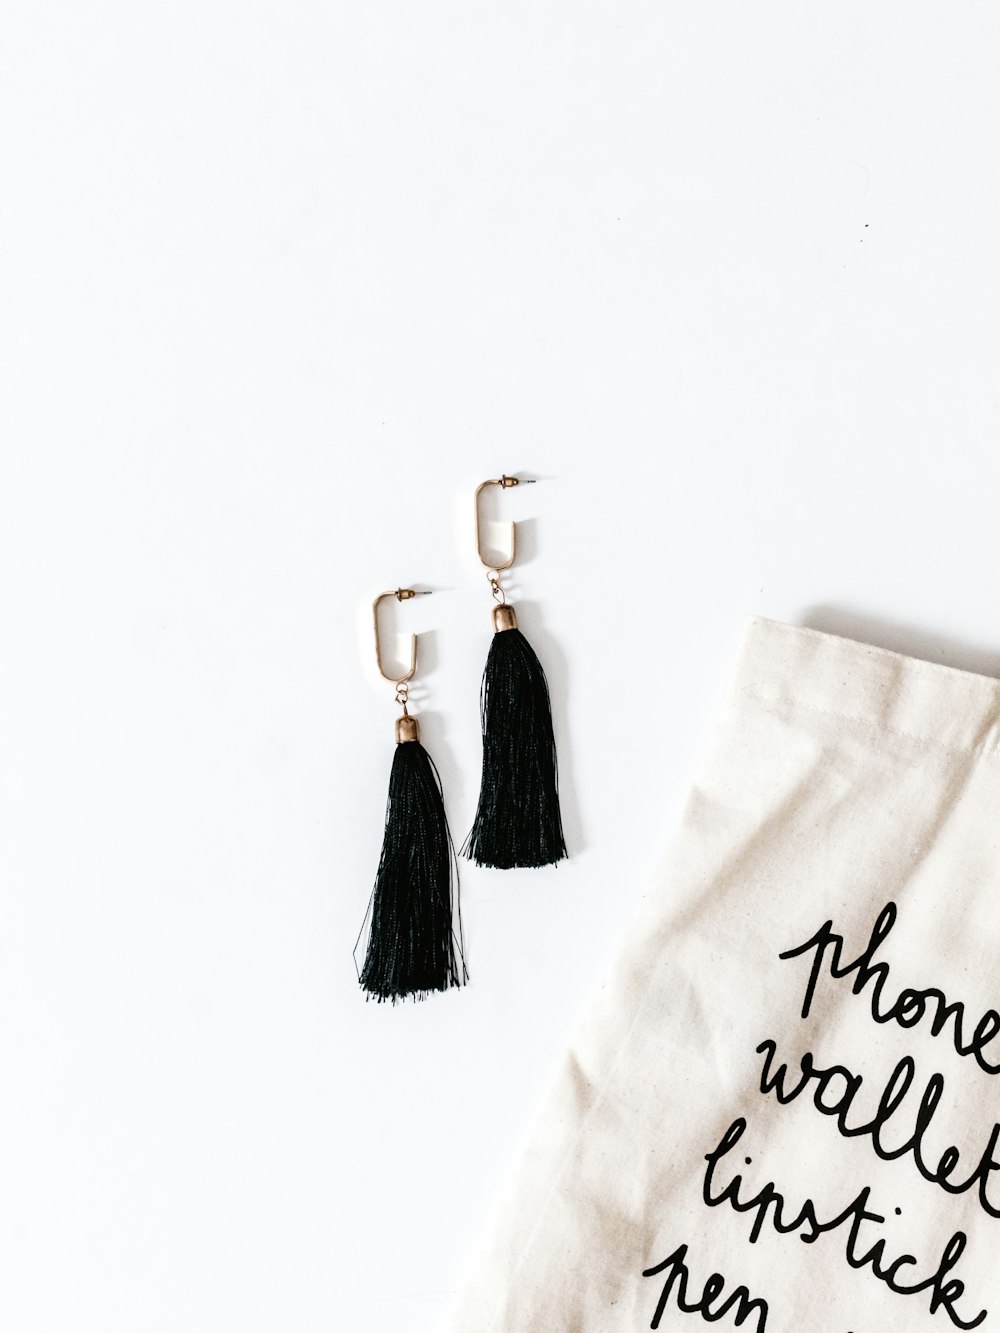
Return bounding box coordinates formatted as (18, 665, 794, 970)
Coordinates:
(355, 588, 467, 1002)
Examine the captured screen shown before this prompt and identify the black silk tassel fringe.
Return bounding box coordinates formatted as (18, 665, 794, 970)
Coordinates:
(463, 627, 567, 869)
(357, 740, 466, 1002)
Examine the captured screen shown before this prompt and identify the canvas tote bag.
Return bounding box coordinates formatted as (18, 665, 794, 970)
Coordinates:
(451, 615, 1000, 1332)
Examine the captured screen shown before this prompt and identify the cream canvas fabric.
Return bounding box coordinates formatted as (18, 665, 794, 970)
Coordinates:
(451, 616, 1000, 1332)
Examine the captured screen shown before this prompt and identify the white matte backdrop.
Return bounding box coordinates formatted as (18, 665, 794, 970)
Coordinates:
(3, 4, 1000, 1330)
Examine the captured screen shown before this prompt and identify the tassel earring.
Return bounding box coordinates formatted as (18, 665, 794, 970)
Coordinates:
(355, 588, 467, 1002)
(462, 475, 567, 869)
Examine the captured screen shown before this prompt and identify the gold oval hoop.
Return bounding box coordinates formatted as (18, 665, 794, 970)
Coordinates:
(474, 474, 534, 572)
(372, 588, 429, 685)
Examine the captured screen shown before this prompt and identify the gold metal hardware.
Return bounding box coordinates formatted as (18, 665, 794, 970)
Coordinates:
(474, 475, 535, 573)
(372, 588, 431, 692)
(395, 714, 420, 744)
(486, 569, 506, 604)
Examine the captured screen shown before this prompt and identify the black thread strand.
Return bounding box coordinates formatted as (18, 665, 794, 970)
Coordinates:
(463, 627, 567, 869)
(357, 740, 467, 1002)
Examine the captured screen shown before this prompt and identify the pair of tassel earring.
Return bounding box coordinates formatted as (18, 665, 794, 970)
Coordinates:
(355, 474, 567, 1003)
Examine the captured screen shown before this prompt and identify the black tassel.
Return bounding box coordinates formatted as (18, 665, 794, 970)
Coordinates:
(356, 722, 467, 1002)
(463, 606, 567, 869)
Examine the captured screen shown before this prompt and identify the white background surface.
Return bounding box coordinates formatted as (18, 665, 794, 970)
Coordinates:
(3, 4, 1000, 1330)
